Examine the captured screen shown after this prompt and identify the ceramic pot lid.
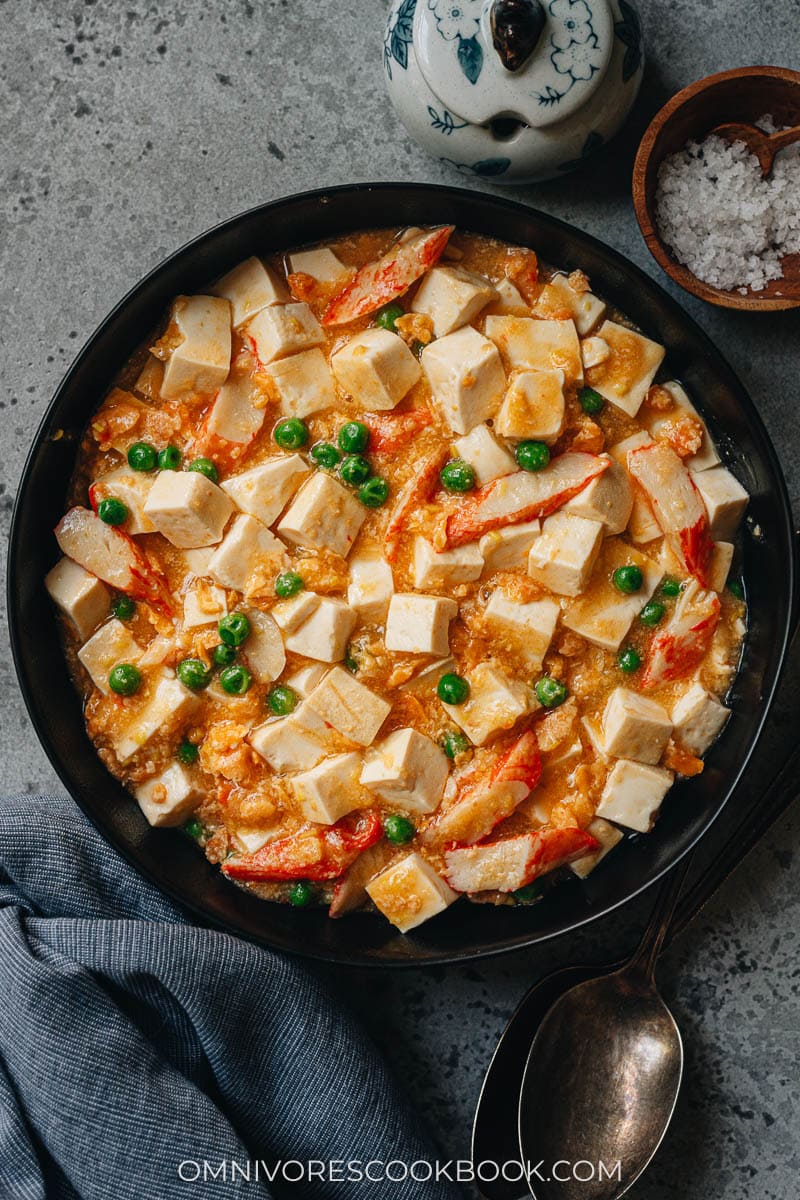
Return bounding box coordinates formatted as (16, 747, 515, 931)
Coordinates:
(414, 0, 613, 129)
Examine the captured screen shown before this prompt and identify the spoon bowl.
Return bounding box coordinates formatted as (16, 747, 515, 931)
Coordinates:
(710, 119, 800, 177)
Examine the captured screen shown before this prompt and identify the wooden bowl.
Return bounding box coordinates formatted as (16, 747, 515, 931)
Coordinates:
(632, 66, 800, 311)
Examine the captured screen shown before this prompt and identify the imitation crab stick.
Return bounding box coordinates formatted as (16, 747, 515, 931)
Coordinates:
(627, 441, 713, 586)
(55, 506, 172, 615)
(222, 810, 383, 883)
(385, 444, 450, 564)
(363, 409, 433, 456)
(322, 226, 454, 326)
(444, 826, 599, 894)
(641, 580, 721, 690)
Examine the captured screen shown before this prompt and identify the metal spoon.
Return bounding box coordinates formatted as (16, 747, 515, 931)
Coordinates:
(710, 120, 800, 177)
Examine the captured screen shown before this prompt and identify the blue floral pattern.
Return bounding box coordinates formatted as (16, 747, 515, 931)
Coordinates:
(427, 105, 470, 135)
(441, 155, 512, 177)
(383, 0, 418, 80)
(613, 0, 642, 82)
(428, 0, 484, 84)
(537, 0, 602, 106)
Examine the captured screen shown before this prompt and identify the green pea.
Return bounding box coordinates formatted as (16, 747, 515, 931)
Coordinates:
(618, 646, 642, 674)
(339, 454, 371, 485)
(310, 441, 341, 469)
(218, 611, 251, 648)
(661, 576, 682, 598)
(534, 676, 568, 709)
(384, 814, 416, 845)
(220, 664, 252, 695)
(515, 440, 551, 472)
(441, 729, 470, 760)
(275, 570, 304, 598)
(127, 441, 157, 472)
(338, 421, 371, 454)
(212, 643, 237, 667)
(108, 663, 141, 696)
(111, 595, 136, 621)
(639, 601, 665, 628)
(514, 882, 542, 903)
(268, 684, 298, 716)
(274, 417, 309, 450)
(358, 476, 390, 508)
(437, 673, 470, 705)
(187, 457, 218, 483)
(440, 459, 476, 493)
(579, 386, 605, 415)
(177, 739, 199, 765)
(612, 565, 644, 594)
(374, 302, 404, 332)
(289, 880, 314, 907)
(158, 445, 182, 470)
(729, 580, 744, 600)
(177, 658, 212, 691)
(183, 816, 204, 839)
(98, 497, 128, 526)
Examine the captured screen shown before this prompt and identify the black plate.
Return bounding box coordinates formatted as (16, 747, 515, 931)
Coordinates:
(8, 183, 797, 966)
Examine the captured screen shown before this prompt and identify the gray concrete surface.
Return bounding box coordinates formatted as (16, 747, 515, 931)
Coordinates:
(1, 2, 798, 1197)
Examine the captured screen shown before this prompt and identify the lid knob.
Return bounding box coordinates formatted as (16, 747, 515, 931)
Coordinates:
(490, 0, 547, 72)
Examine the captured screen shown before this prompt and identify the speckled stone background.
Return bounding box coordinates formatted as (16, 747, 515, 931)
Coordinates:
(1, 2, 799, 1197)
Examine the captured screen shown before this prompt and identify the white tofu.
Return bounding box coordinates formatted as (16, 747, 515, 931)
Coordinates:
(366, 853, 457, 933)
(411, 265, 497, 336)
(92, 468, 155, 535)
(421, 325, 505, 435)
(609, 433, 661, 543)
(283, 597, 356, 663)
(412, 537, 484, 590)
(596, 759, 674, 833)
(385, 594, 458, 657)
(581, 336, 611, 369)
(584, 320, 665, 417)
(484, 315, 583, 385)
(527, 512, 604, 597)
(183, 546, 215, 576)
(246, 302, 323, 364)
(285, 662, 328, 698)
(347, 550, 394, 621)
(292, 752, 369, 824)
(233, 827, 279, 855)
(563, 455, 632, 535)
(484, 592, 560, 671)
(160, 295, 232, 399)
(440, 662, 532, 746)
(562, 542, 663, 652)
(182, 579, 226, 629)
(331, 328, 420, 411)
(249, 702, 340, 772)
(213, 256, 288, 326)
(207, 514, 287, 592)
(135, 763, 204, 828)
(143, 470, 234, 549)
(288, 246, 349, 284)
(601, 687, 672, 765)
(479, 521, 541, 573)
(494, 368, 566, 442)
(707, 542, 734, 593)
(691, 466, 748, 540)
(243, 609, 286, 683)
(305, 666, 391, 746)
(205, 372, 266, 444)
(262, 348, 335, 419)
(277, 473, 366, 558)
(453, 424, 515, 486)
(271, 591, 321, 634)
(400, 656, 456, 695)
(490, 278, 528, 315)
(115, 673, 201, 762)
(45, 557, 109, 641)
(569, 817, 624, 879)
(535, 273, 606, 335)
(221, 455, 308, 527)
(360, 728, 448, 814)
(645, 381, 720, 473)
(671, 682, 729, 755)
(78, 619, 142, 695)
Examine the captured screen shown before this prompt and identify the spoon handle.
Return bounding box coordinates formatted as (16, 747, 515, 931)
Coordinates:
(767, 123, 800, 155)
(627, 854, 694, 980)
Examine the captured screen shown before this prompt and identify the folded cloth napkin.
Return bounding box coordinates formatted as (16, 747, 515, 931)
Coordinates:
(0, 795, 460, 1200)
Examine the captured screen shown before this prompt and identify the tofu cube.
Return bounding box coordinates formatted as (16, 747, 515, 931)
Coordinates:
(360, 728, 449, 814)
(143, 470, 234, 549)
(246, 302, 323, 364)
(207, 514, 288, 592)
(283, 597, 356, 663)
(601, 687, 672, 765)
(563, 455, 633, 535)
(707, 541, 734, 593)
(645, 380, 720, 473)
(160, 295, 232, 399)
(213, 256, 288, 326)
(479, 521, 541, 573)
(440, 661, 532, 746)
(527, 512, 604, 597)
(221, 455, 309, 527)
(421, 326, 506, 435)
(490, 278, 528, 315)
(305, 666, 391, 746)
(331, 328, 420, 411)
(182, 546, 215, 576)
(583, 320, 665, 417)
(347, 550, 395, 620)
(92, 467, 155, 535)
(205, 372, 266, 444)
(411, 265, 497, 336)
(484, 592, 560, 671)
(115, 673, 201, 762)
(453, 424, 515, 485)
(691, 466, 748, 540)
(78, 619, 142, 694)
(277, 473, 366, 558)
(249, 702, 339, 772)
(243, 609, 286, 683)
(271, 591, 321, 634)
(135, 763, 204, 828)
(182, 579, 227, 629)
(596, 759, 674, 832)
(671, 682, 729, 755)
(284, 662, 329, 698)
(366, 853, 457, 933)
(580, 336, 611, 369)
(534, 273, 606, 335)
(484, 316, 583, 385)
(288, 246, 349, 284)
(569, 817, 623, 879)
(562, 542, 662, 652)
(495, 368, 566, 442)
(45, 557, 109, 641)
(292, 752, 369, 825)
(412, 537, 484, 590)
(385, 594, 458, 657)
(262, 348, 335, 419)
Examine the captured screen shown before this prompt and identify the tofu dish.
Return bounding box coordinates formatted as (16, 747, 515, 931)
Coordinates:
(47, 225, 748, 933)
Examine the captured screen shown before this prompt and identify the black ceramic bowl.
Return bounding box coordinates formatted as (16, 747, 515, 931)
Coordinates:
(8, 184, 797, 966)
